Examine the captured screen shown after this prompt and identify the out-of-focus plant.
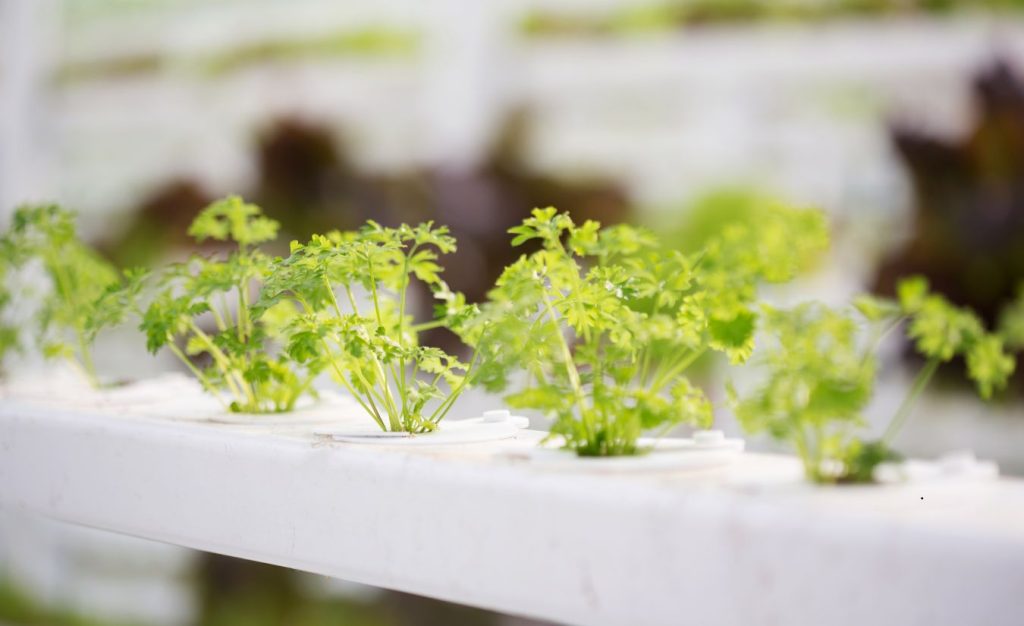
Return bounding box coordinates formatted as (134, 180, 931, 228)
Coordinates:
(0, 205, 118, 385)
(877, 60, 1024, 394)
(466, 204, 828, 457)
(102, 196, 321, 412)
(999, 283, 1024, 351)
(519, 0, 1013, 39)
(257, 222, 476, 433)
(58, 26, 419, 83)
(731, 276, 1016, 483)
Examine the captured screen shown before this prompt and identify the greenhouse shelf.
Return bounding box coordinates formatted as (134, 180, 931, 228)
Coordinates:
(1, 401, 1023, 626)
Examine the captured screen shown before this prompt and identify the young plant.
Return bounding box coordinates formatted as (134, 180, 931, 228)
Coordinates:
(999, 283, 1024, 353)
(123, 196, 320, 413)
(256, 221, 475, 433)
(730, 276, 1016, 483)
(0, 205, 118, 385)
(466, 205, 828, 457)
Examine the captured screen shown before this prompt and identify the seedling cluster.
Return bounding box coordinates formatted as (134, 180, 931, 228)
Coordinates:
(464, 205, 827, 455)
(1, 195, 1018, 481)
(255, 221, 474, 432)
(730, 277, 1017, 482)
(0, 205, 118, 385)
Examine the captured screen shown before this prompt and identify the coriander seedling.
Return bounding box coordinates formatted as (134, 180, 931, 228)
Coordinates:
(256, 221, 476, 433)
(467, 205, 828, 457)
(0, 205, 118, 385)
(129, 196, 320, 413)
(731, 277, 1016, 483)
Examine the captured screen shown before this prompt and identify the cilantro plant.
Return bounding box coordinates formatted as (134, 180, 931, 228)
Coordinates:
(999, 283, 1024, 353)
(731, 276, 1016, 483)
(465, 205, 828, 457)
(256, 221, 475, 433)
(127, 196, 320, 413)
(0, 205, 118, 385)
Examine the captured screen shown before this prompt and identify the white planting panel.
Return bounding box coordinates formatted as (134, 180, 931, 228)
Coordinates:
(1, 396, 1023, 626)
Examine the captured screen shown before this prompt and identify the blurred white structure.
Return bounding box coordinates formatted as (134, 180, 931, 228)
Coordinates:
(3, 399, 1023, 626)
(3, 3, 1024, 624)
(28, 1, 1024, 226)
(0, 0, 58, 216)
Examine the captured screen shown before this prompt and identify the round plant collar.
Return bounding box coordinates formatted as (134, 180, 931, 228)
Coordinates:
(519, 430, 745, 472)
(207, 392, 363, 425)
(314, 410, 530, 445)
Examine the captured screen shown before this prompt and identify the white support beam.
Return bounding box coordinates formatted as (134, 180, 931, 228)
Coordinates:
(0, 0, 58, 218)
(1, 400, 1023, 626)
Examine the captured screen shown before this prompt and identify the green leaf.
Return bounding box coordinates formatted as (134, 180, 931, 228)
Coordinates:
(187, 195, 280, 246)
(966, 335, 1016, 399)
(853, 294, 900, 322)
(998, 284, 1024, 351)
(0, 204, 119, 382)
(897, 275, 929, 314)
(708, 310, 756, 364)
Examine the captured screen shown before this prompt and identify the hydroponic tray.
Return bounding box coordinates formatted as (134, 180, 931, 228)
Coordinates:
(1, 398, 1022, 626)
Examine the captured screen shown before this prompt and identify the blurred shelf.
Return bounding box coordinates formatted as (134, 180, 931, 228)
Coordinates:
(2, 396, 1023, 626)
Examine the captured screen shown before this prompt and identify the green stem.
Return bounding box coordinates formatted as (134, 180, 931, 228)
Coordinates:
(397, 247, 417, 419)
(863, 315, 907, 366)
(167, 341, 231, 411)
(410, 319, 445, 333)
(649, 348, 705, 393)
(542, 290, 587, 419)
(210, 299, 230, 333)
(75, 330, 99, 387)
(637, 297, 663, 386)
(237, 280, 250, 343)
(366, 257, 384, 326)
(186, 321, 250, 405)
(345, 286, 361, 316)
(323, 275, 346, 320)
(883, 358, 940, 445)
(318, 338, 385, 430)
(428, 349, 480, 424)
(371, 358, 402, 430)
(46, 250, 99, 386)
(321, 278, 395, 430)
(353, 364, 398, 430)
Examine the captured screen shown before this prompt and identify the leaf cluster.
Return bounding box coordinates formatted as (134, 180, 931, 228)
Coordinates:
(732, 276, 1016, 483)
(468, 205, 828, 456)
(120, 196, 319, 412)
(0, 204, 118, 384)
(998, 283, 1024, 353)
(256, 221, 474, 432)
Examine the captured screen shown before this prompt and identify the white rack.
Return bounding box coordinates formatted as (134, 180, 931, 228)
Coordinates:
(2, 396, 1022, 626)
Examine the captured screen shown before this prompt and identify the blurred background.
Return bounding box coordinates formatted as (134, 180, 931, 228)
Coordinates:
(2, 0, 1024, 624)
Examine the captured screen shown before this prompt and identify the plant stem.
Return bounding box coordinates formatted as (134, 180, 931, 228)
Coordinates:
(318, 338, 385, 430)
(167, 341, 230, 411)
(366, 257, 384, 326)
(321, 278, 395, 430)
(237, 280, 250, 343)
(649, 348, 705, 393)
(410, 319, 445, 332)
(883, 357, 940, 445)
(211, 298, 230, 332)
(371, 359, 402, 429)
(428, 349, 480, 424)
(541, 290, 587, 421)
(344, 286, 361, 316)
(186, 321, 250, 406)
(397, 245, 417, 409)
(75, 329, 100, 387)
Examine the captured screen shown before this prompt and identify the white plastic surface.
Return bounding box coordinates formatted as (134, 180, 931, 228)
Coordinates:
(518, 432, 745, 472)
(2, 389, 1024, 626)
(314, 414, 529, 446)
